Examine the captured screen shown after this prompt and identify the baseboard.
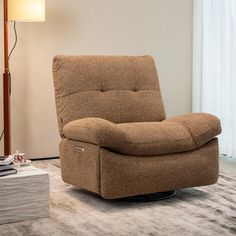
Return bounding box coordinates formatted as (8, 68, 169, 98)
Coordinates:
(29, 156, 59, 161)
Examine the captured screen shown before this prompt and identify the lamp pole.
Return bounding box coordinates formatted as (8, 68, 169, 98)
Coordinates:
(3, 0, 11, 155)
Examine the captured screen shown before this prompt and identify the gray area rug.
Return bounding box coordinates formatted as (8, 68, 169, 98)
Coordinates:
(0, 160, 236, 236)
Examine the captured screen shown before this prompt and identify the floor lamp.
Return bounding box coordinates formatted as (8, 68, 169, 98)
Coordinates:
(2, 0, 45, 155)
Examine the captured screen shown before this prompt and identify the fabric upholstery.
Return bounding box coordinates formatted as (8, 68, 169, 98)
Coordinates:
(60, 139, 101, 194)
(100, 138, 219, 199)
(59, 138, 219, 199)
(53, 55, 166, 136)
(53, 55, 221, 199)
(164, 113, 222, 147)
(63, 113, 221, 156)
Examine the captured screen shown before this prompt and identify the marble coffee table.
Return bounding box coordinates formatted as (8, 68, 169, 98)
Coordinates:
(0, 166, 49, 224)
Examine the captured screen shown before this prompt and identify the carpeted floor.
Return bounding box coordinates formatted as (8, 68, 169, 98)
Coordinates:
(0, 159, 236, 236)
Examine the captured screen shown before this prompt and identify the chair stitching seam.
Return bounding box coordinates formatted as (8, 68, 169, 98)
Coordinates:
(178, 123, 197, 147)
(60, 89, 160, 98)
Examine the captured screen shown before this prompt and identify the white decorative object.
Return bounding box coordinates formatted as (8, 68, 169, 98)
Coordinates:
(13, 150, 27, 164)
(0, 166, 49, 224)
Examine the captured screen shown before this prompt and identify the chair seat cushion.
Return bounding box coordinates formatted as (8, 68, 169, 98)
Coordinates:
(63, 113, 221, 156)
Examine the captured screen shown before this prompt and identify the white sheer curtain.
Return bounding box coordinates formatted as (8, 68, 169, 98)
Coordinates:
(193, 0, 236, 157)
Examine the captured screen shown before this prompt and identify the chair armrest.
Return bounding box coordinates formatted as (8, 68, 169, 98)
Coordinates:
(164, 113, 222, 147)
(63, 118, 127, 147)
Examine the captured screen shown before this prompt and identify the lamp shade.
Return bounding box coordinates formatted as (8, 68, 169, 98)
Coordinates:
(8, 0, 45, 22)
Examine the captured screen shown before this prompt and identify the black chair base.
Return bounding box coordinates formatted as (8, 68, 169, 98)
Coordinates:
(118, 190, 176, 202)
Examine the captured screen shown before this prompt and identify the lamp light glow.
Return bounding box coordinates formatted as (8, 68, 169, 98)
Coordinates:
(8, 0, 45, 22)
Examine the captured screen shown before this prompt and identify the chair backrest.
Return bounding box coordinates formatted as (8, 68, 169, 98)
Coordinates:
(53, 55, 166, 136)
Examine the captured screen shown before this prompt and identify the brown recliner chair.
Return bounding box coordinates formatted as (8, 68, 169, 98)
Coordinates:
(53, 55, 222, 199)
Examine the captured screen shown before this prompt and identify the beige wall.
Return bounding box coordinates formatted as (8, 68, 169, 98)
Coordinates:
(0, 0, 193, 157)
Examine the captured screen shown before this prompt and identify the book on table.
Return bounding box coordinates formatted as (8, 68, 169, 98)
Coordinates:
(0, 155, 17, 177)
(0, 169, 17, 177)
(0, 164, 15, 172)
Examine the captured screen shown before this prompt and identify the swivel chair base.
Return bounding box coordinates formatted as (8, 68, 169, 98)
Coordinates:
(118, 190, 176, 202)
